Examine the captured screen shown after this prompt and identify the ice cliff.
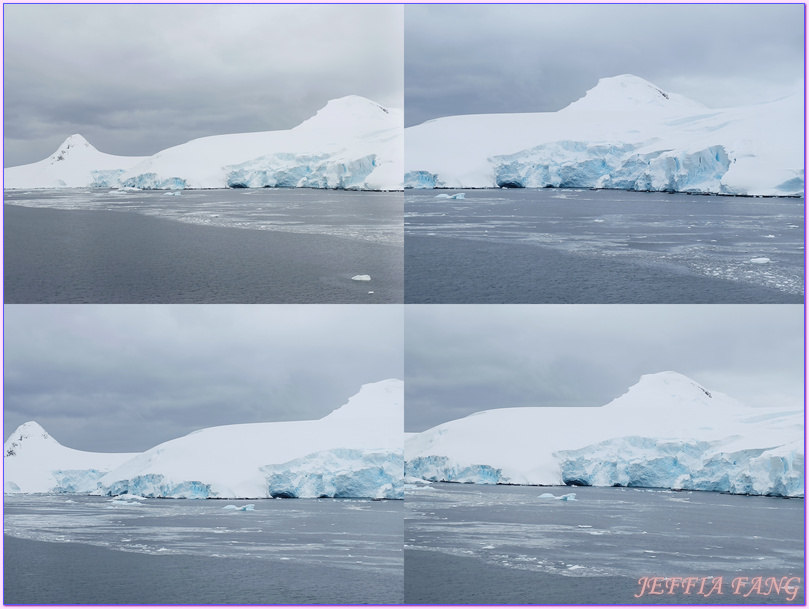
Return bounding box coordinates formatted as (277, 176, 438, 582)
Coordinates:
(405, 75, 804, 197)
(4, 96, 403, 191)
(405, 372, 803, 497)
(4, 379, 404, 499)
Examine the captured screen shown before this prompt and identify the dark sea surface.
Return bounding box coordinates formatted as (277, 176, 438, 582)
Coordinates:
(405, 484, 805, 605)
(405, 189, 804, 303)
(4, 188, 403, 303)
(4, 494, 403, 604)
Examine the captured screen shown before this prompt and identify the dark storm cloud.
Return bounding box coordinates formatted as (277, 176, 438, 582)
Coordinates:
(4, 305, 403, 453)
(405, 305, 804, 432)
(405, 4, 804, 126)
(4, 4, 403, 166)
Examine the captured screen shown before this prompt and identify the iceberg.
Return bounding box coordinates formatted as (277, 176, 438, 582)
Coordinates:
(5, 96, 403, 191)
(405, 372, 803, 497)
(405, 75, 804, 197)
(434, 193, 465, 200)
(4, 379, 404, 499)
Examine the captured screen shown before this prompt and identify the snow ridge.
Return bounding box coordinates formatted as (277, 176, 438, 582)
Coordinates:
(405, 75, 803, 196)
(561, 74, 707, 114)
(405, 372, 803, 497)
(4, 380, 404, 499)
(5, 96, 403, 191)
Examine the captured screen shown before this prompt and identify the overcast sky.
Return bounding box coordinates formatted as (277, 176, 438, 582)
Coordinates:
(4, 4, 403, 167)
(4, 305, 403, 453)
(405, 4, 804, 127)
(405, 305, 804, 432)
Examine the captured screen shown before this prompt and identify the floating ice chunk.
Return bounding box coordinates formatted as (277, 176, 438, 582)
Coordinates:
(222, 504, 255, 511)
(749, 257, 770, 264)
(107, 500, 142, 507)
(538, 491, 577, 501)
(764, 235, 776, 238)
(435, 193, 465, 199)
(351, 275, 371, 281)
(163, 191, 182, 196)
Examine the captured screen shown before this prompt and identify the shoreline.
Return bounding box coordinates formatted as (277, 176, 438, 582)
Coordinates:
(405, 186, 803, 199)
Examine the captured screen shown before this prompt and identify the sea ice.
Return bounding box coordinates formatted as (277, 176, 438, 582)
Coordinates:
(223, 504, 255, 511)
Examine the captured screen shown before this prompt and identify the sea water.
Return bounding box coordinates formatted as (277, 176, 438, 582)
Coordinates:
(405, 483, 804, 604)
(405, 189, 804, 303)
(4, 188, 403, 303)
(4, 494, 403, 604)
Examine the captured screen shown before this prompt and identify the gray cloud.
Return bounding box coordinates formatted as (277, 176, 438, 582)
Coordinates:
(405, 4, 804, 126)
(405, 305, 804, 432)
(4, 305, 403, 452)
(4, 4, 403, 166)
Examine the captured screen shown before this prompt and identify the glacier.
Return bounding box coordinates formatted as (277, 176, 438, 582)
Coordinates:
(263, 448, 403, 499)
(4, 379, 404, 500)
(5, 96, 403, 191)
(405, 75, 804, 197)
(405, 372, 803, 497)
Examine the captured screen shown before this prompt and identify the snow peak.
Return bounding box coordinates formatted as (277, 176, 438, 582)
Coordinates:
(635, 576, 802, 601)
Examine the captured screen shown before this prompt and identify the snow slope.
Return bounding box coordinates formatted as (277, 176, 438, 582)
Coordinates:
(405, 75, 804, 197)
(4, 379, 404, 499)
(2, 135, 147, 189)
(405, 372, 803, 497)
(4, 96, 403, 191)
(3, 422, 138, 494)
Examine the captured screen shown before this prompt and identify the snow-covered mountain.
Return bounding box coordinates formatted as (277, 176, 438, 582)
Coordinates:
(3, 421, 138, 494)
(2, 135, 148, 190)
(4, 379, 404, 499)
(405, 75, 804, 197)
(405, 372, 803, 497)
(4, 96, 403, 191)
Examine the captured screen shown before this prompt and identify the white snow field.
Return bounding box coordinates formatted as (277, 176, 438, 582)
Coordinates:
(4, 96, 403, 191)
(4, 379, 404, 499)
(405, 372, 803, 497)
(405, 75, 804, 197)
